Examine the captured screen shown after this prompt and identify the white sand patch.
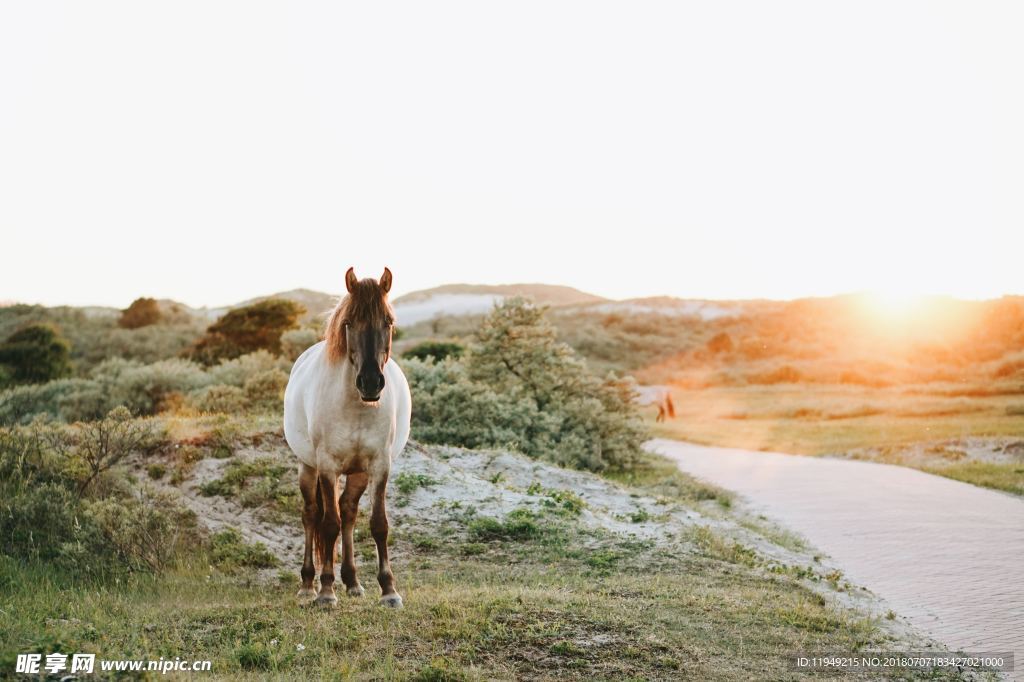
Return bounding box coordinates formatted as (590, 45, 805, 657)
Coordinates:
(394, 293, 504, 325)
(390, 443, 705, 543)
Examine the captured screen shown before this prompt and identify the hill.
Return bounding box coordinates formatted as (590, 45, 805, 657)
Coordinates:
(392, 283, 606, 326)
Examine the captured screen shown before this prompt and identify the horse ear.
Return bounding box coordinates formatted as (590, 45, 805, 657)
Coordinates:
(380, 267, 392, 294)
(345, 267, 358, 293)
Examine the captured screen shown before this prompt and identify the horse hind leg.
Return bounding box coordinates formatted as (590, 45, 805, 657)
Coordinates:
(296, 464, 318, 601)
(370, 475, 402, 608)
(339, 472, 369, 597)
(315, 473, 342, 607)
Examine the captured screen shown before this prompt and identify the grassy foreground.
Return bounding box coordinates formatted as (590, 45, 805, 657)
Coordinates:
(651, 385, 1024, 496)
(1, 534, 917, 681)
(0, 417, 963, 681)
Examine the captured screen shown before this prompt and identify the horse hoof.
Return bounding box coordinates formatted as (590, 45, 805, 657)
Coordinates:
(379, 594, 404, 609)
(296, 587, 317, 602)
(315, 594, 338, 608)
(347, 585, 365, 598)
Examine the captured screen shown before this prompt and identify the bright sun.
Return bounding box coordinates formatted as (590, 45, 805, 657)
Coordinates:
(858, 288, 935, 327)
(869, 290, 923, 313)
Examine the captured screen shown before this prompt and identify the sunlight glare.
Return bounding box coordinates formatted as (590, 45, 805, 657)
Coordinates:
(867, 289, 925, 317)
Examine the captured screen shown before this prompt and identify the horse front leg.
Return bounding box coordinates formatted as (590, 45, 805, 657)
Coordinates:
(369, 475, 403, 608)
(339, 472, 369, 597)
(296, 464, 319, 601)
(315, 473, 341, 607)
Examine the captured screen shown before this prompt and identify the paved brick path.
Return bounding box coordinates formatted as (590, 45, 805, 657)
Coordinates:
(649, 439, 1024, 675)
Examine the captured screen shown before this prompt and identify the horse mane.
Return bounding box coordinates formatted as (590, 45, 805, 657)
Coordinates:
(324, 279, 394, 363)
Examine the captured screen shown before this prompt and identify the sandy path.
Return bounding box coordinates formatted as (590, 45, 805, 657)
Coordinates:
(648, 439, 1024, 676)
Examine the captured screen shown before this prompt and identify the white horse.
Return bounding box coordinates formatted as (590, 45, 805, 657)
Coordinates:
(283, 267, 411, 608)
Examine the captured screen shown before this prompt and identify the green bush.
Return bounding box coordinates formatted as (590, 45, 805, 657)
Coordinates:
(189, 385, 249, 414)
(85, 486, 198, 572)
(0, 324, 71, 385)
(405, 358, 552, 453)
(210, 527, 278, 569)
(0, 378, 107, 425)
(468, 509, 542, 541)
(0, 418, 194, 577)
(405, 299, 647, 472)
(280, 327, 320, 361)
(206, 351, 284, 387)
(243, 369, 289, 411)
(403, 340, 464, 362)
(94, 358, 209, 415)
(0, 350, 292, 424)
(394, 472, 439, 494)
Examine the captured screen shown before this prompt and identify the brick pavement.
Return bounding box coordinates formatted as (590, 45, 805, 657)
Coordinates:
(649, 439, 1024, 679)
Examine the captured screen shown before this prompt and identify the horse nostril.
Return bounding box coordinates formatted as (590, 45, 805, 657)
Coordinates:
(377, 375, 385, 392)
(356, 375, 365, 392)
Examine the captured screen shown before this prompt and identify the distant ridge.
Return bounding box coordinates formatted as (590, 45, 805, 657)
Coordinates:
(388, 283, 608, 326)
(224, 288, 339, 322)
(393, 283, 606, 307)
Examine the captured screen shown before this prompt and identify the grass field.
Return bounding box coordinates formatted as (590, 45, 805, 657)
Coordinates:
(0, 413, 967, 681)
(649, 385, 1024, 495)
(1, 554, 895, 682)
(0, 468, 939, 682)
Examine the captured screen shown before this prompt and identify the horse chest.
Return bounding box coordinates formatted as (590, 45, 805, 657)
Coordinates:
(316, 408, 392, 475)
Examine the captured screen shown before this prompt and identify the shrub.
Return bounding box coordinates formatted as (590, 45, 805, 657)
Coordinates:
(0, 324, 71, 385)
(0, 350, 291, 424)
(394, 472, 438, 494)
(1, 479, 111, 574)
(403, 340, 465, 362)
(67, 406, 162, 495)
(243, 369, 289, 411)
(206, 351, 283, 387)
(467, 299, 647, 471)
(406, 300, 649, 471)
(85, 486, 198, 572)
(468, 508, 542, 541)
(95, 358, 210, 415)
(280, 327, 320, 361)
(189, 385, 249, 414)
(0, 418, 193, 577)
(189, 299, 304, 365)
(0, 378, 108, 426)
(209, 527, 278, 569)
(405, 358, 550, 453)
(118, 297, 162, 329)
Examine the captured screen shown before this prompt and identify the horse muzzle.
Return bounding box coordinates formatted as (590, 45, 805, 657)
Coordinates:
(356, 372, 385, 403)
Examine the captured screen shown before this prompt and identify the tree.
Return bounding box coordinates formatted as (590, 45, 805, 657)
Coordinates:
(188, 299, 304, 365)
(119, 297, 163, 329)
(0, 324, 72, 385)
(466, 298, 648, 471)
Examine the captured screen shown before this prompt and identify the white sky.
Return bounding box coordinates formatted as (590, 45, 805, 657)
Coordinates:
(1, 1, 1022, 308)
